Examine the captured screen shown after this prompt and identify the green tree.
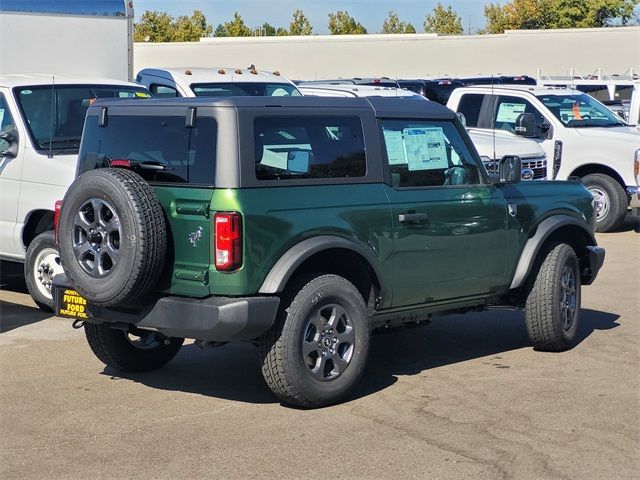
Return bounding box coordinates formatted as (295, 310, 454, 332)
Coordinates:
(289, 9, 313, 35)
(482, 0, 639, 33)
(328, 10, 367, 34)
(424, 3, 464, 34)
(172, 10, 213, 41)
(133, 10, 174, 42)
(223, 12, 253, 37)
(381, 10, 416, 33)
(214, 23, 228, 37)
(276, 27, 289, 36)
(261, 22, 277, 36)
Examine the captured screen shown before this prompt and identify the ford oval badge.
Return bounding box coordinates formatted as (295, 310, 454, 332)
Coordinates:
(521, 168, 535, 181)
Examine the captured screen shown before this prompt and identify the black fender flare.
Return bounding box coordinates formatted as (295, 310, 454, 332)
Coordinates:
(258, 235, 382, 294)
(509, 215, 596, 290)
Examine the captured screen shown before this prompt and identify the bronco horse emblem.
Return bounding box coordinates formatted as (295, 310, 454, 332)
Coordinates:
(188, 227, 203, 247)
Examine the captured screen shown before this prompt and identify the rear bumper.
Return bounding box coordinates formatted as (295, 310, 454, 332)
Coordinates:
(53, 275, 280, 342)
(582, 246, 605, 286)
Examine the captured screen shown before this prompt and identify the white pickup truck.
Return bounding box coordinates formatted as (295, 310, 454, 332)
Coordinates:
(299, 83, 548, 180)
(0, 74, 149, 310)
(447, 85, 640, 231)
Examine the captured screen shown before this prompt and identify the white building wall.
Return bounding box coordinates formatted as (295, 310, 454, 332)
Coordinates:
(134, 27, 640, 80)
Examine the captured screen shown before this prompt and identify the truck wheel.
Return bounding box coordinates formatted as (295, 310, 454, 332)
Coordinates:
(524, 243, 581, 352)
(84, 323, 184, 372)
(58, 168, 167, 307)
(260, 274, 370, 408)
(582, 173, 627, 232)
(24, 231, 63, 312)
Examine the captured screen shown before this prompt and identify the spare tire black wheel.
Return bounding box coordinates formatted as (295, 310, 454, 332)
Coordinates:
(58, 168, 167, 307)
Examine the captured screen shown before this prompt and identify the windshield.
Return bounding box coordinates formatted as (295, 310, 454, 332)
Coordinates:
(536, 93, 626, 128)
(190, 82, 301, 97)
(15, 85, 150, 152)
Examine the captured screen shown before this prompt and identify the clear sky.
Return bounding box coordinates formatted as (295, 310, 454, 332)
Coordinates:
(134, 0, 489, 34)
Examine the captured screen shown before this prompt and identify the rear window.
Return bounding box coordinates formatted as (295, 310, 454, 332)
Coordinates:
(191, 83, 301, 97)
(78, 115, 216, 185)
(576, 84, 610, 102)
(254, 116, 366, 180)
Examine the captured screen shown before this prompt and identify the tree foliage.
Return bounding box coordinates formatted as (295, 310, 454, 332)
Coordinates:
(221, 12, 253, 37)
(483, 0, 640, 33)
(381, 10, 417, 33)
(424, 3, 464, 34)
(134, 10, 212, 42)
(289, 9, 313, 35)
(328, 10, 368, 34)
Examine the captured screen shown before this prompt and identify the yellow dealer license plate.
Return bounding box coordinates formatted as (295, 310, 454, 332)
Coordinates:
(56, 288, 91, 320)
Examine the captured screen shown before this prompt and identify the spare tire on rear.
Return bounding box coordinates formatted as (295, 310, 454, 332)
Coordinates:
(58, 168, 167, 307)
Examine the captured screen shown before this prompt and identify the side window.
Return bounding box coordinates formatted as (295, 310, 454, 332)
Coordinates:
(493, 95, 544, 133)
(381, 119, 481, 188)
(456, 94, 484, 127)
(150, 84, 179, 98)
(255, 116, 366, 180)
(0, 93, 16, 152)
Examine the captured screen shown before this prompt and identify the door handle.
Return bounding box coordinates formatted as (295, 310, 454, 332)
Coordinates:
(398, 213, 429, 224)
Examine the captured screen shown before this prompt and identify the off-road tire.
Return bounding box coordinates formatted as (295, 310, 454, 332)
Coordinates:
(58, 168, 167, 307)
(525, 243, 581, 352)
(260, 274, 370, 408)
(84, 323, 184, 372)
(582, 173, 628, 232)
(24, 231, 60, 312)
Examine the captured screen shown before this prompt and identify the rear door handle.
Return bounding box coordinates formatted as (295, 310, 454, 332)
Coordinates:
(398, 213, 429, 224)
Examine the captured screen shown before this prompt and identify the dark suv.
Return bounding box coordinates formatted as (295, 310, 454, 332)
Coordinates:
(54, 97, 604, 407)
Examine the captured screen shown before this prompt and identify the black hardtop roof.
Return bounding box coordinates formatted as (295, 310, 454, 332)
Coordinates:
(89, 95, 456, 120)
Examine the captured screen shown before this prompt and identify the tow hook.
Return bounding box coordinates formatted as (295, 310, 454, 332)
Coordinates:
(71, 319, 86, 329)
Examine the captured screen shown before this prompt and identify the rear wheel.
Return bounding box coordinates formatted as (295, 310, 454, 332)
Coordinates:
(524, 243, 581, 352)
(582, 173, 628, 232)
(260, 274, 370, 408)
(84, 323, 183, 372)
(24, 231, 62, 312)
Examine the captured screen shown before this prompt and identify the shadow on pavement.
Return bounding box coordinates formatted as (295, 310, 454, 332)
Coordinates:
(610, 211, 640, 233)
(103, 307, 619, 406)
(0, 300, 52, 333)
(0, 260, 28, 294)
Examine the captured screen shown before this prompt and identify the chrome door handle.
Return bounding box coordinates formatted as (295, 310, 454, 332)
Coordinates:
(398, 213, 429, 224)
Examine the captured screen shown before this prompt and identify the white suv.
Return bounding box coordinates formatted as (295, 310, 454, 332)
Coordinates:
(447, 85, 640, 231)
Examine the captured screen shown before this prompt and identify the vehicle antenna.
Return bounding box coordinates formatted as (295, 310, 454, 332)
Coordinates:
(491, 75, 496, 163)
(48, 75, 55, 159)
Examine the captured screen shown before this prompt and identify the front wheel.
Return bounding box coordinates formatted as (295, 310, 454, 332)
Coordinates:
(260, 274, 371, 408)
(524, 243, 581, 352)
(24, 231, 63, 312)
(84, 323, 184, 372)
(582, 173, 628, 232)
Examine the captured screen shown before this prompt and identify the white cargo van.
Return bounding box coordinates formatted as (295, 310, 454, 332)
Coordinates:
(136, 67, 301, 98)
(447, 85, 640, 232)
(300, 84, 548, 181)
(0, 75, 149, 310)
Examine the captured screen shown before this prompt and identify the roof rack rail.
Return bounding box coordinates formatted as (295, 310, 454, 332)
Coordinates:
(536, 67, 638, 82)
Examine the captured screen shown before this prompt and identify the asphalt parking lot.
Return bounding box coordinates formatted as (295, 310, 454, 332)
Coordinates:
(1, 217, 638, 480)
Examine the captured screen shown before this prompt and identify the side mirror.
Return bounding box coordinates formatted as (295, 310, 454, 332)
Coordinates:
(498, 155, 521, 184)
(287, 150, 310, 173)
(456, 112, 467, 128)
(0, 126, 19, 159)
(514, 113, 536, 138)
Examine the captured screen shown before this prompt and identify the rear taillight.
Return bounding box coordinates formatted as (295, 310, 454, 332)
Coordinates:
(214, 212, 242, 271)
(54, 200, 63, 243)
(634, 149, 639, 178)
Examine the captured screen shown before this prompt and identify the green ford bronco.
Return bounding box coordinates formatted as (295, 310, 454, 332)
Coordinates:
(53, 96, 605, 407)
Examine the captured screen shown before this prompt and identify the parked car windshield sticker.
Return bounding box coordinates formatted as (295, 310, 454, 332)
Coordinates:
(261, 144, 312, 170)
(404, 127, 448, 171)
(496, 102, 526, 123)
(383, 129, 406, 165)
